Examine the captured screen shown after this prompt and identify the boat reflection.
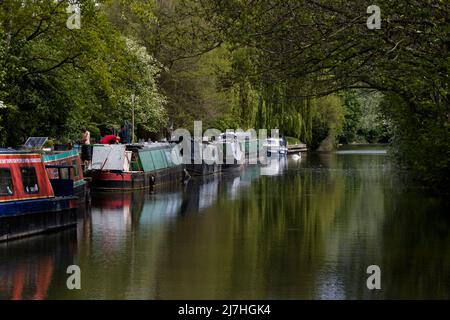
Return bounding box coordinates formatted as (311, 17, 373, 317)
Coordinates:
(260, 156, 288, 176)
(88, 165, 264, 232)
(181, 176, 220, 214)
(140, 191, 183, 224)
(89, 189, 186, 235)
(90, 192, 144, 234)
(0, 230, 77, 300)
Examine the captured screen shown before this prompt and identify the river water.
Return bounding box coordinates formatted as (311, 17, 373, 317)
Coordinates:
(1, 145, 449, 299)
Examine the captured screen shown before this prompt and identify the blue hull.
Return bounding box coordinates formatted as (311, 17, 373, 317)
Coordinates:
(0, 197, 74, 218)
(0, 198, 78, 242)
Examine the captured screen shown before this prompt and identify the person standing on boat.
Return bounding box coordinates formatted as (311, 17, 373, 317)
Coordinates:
(118, 125, 130, 144)
(81, 128, 91, 145)
(81, 128, 92, 169)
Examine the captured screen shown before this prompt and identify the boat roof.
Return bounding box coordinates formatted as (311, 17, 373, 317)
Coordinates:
(126, 142, 173, 151)
(43, 149, 78, 161)
(0, 148, 35, 154)
(267, 137, 283, 141)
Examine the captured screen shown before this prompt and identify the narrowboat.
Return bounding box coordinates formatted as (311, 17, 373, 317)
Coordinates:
(43, 149, 88, 199)
(0, 150, 78, 242)
(185, 139, 222, 176)
(217, 133, 246, 170)
(235, 132, 261, 164)
(88, 143, 184, 191)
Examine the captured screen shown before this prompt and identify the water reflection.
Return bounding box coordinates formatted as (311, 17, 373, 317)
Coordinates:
(0, 230, 77, 300)
(181, 176, 219, 214)
(0, 147, 449, 299)
(260, 156, 288, 176)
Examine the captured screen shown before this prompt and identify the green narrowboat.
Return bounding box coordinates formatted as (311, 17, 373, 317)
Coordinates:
(88, 143, 184, 191)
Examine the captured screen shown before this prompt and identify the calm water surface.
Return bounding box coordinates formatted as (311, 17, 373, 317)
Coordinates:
(1, 145, 449, 299)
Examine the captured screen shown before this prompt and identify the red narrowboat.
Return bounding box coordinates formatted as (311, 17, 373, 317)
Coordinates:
(0, 150, 78, 242)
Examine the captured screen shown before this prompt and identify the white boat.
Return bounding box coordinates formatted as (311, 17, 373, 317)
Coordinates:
(263, 138, 288, 156)
(217, 133, 245, 167)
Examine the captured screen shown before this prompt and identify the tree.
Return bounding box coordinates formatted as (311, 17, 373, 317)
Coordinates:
(196, 0, 450, 187)
(0, 0, 167, 146)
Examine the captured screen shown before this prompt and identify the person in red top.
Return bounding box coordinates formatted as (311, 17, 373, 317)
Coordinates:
(100, 135, 121, 144)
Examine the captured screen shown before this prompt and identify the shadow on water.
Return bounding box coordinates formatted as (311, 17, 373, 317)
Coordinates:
(1, 145, 449, 299)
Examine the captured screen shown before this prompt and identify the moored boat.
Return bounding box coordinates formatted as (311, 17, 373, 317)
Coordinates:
(263, 137, 288, 156)
(0, 150, 78, 242)
(43, 149, 88, 199)
(88, 143, 184, 191)
(185, 139, 222, 176)
(217, 133, 245, 170)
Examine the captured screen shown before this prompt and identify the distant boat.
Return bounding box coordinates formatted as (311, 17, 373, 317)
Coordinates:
(87, 143, 184, 191)
(185, 133, 261, 175)
(0, 150, 78, 242)
(185, 139, 222, 176)
(263, 138, 288, 156)
(217, 132, 246, 170)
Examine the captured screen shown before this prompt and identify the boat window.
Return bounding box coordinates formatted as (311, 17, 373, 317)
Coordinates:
(46, 167, 59, 179)
(60, 161, 69, 179)
(139, 150, 155, 171)
(21, 167, 40, 194)
(164, 149, 173, 167)
(0, 168, 14, 196)
(151, 150, 168, 170)
(72, 159, 78, 177)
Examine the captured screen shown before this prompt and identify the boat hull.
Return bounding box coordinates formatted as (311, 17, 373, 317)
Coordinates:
(89, 167, 183, 191)
(0, 197, 78, 242)
(186, 163, 221, 176)
(74, 179, 89, 199)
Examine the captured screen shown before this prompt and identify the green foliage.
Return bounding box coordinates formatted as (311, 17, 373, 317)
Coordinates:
(340, 90, 392, 144)
(285, 136, 300, 146)
(340, 91, 363, 144)
(0, 0, 166, 147)
(382, 93, 450, 189)
(310, 95, 344, 151)
(198, 0, 449, 187)
(1, 0, 448, 188)
(358, 91, 393, 144)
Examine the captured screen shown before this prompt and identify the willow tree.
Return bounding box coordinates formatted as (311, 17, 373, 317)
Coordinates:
(197, 0, 450, 188)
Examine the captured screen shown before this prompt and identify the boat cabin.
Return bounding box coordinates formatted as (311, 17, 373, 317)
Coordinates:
(43, 149, 87, 198)
(0, 150, 78, 241)
(0, 151, 55, 205)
